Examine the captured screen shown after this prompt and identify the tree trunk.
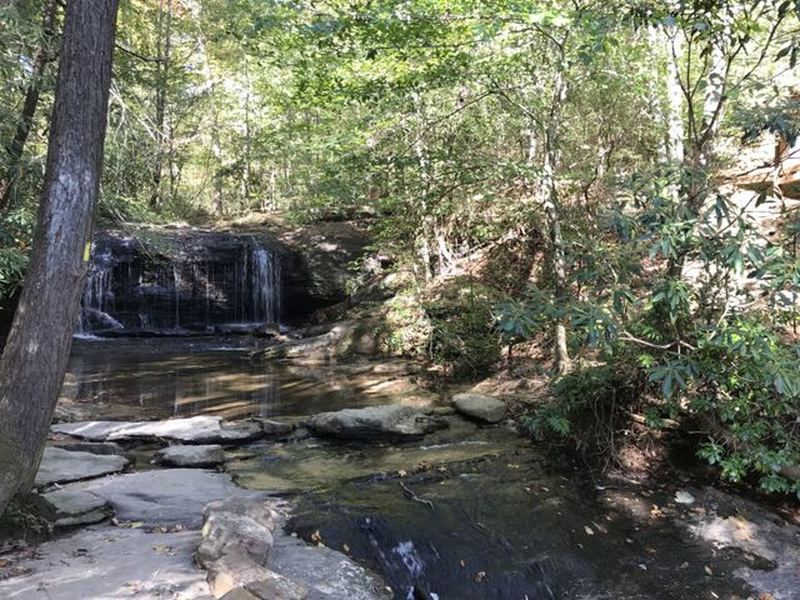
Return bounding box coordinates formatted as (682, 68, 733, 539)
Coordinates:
(0, 0, 119, 516)
(150, 0, 173, 209)
(665, 26, 685, 165)
(541, 69, 572, 376)
(0, 0, 59, 212)
(241, 56, 252, 204)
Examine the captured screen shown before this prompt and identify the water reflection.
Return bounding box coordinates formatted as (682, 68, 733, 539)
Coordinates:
(61, 337, 397, 421)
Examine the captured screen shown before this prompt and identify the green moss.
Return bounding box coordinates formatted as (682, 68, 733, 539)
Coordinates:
(0, 494, 53, 542)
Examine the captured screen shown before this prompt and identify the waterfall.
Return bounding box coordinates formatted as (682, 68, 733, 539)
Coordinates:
(79, 251, 124, 334)
(77, 235, 283, 335)
(250, 246, 281, 323)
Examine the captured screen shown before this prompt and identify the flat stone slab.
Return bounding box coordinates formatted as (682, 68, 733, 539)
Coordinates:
(34, 447, 129, 487)
(270, 534, 390, 599)
(52, 416, 263, 444)
(50, 440, 126, 455)
(41, 489, 112, 527)
(155, 444, 226, 468)
(307, 405, 448, 441)
(0, 526, 212, 600)
(452, 393, 507, 423)
(76, 469, 253, 527)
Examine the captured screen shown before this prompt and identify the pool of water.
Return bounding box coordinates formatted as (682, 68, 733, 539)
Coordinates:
(61, 337, 423, 421)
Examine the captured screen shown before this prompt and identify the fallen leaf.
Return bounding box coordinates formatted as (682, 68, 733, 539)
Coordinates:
(704, 565, 713, 576)
(342, 544, 350, 552)
(473, 571, 487, 583)
(584, 525, 594, 536)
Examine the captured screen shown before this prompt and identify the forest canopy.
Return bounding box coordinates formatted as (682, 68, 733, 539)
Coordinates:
(1, 0, 800, 496)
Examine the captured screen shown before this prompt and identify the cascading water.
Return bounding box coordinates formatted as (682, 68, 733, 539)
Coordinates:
(78, 251, 124, 336)
(77, 234, 283, 335)
(250, 246, 281, 324)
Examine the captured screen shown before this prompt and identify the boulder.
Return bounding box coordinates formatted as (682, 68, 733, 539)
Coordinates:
(77, 469, 253, 527)
(34, 447, 129, 487)
(452, 393, 506, 424)
(197, 504, 276, 568)
(199, 497, 389, 600)
(155, 445, 226, 468)
(307, 405, 448, 441)
(198, 497, 305, 600)
(52, 416, 263, 445)
(41, 490, 113, 527)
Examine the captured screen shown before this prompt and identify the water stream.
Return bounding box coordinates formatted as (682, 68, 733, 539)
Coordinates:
(60, 338, 763, 600)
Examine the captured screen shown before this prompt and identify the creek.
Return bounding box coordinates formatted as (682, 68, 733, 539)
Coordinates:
(60, 336, 763, 600)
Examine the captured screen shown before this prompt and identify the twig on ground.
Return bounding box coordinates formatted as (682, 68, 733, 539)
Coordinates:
(399, 482, 434, 510)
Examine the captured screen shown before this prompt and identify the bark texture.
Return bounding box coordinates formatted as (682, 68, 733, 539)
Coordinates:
(542, 67, 572, 376)
(0, 0, 119, 515)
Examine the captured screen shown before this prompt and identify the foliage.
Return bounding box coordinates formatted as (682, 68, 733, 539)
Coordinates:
(1, 0, 799, 495)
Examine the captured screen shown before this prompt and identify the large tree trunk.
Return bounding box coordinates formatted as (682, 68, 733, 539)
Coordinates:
(0, 0, 59, 212)
(0, 0, 119, 515)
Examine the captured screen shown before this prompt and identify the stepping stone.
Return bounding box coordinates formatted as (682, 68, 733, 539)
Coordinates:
(34, 447, 129, 487)
(41, 490, 112, 527)
(452, 393, 506, 423)
(76, 469, 256, 527)
(257, 418, 298, 437)
(307, 405, 448, 441)
(52, 416, 263, 444)
(155, 444, 225, 468)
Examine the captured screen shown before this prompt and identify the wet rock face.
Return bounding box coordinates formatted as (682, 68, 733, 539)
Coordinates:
(79, 223, 370, 335)
(81, 231, 284, 334)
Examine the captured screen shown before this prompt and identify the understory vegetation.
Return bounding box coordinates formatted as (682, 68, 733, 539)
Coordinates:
(1, 0, 799, 496)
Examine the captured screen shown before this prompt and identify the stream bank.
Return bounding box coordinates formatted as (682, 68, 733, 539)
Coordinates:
(0, 337, 797, 599)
